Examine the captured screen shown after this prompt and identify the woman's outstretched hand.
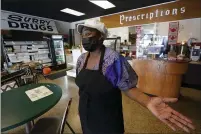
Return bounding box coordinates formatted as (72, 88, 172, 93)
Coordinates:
(147, 97, 195, 133)
(124, 89, 196, 133)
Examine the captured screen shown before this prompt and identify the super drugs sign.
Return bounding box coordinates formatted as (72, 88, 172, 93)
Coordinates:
(1, 11, 58, 33)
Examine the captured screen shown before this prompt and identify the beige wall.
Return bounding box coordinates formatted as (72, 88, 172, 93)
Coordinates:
(105, 18, 201, 43)
(157, 22, 169, 36)
(108, 27, 129, 42)
(66, 17, 201, 45)
(55, 20, 71, 34)
(154, 18, 201, 42)
(178, 18, 201, 42)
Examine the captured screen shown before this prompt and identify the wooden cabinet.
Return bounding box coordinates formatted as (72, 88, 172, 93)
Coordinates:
(182, 62, 201, 89)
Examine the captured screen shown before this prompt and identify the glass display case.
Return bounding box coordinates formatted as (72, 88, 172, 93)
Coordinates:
(3, 41, 53, 66)
(53, 40, 65, 65)
(51, 35, 66, 69)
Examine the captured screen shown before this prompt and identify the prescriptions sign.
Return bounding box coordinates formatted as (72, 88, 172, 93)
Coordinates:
(101, 0, 201, 28)
(1, 10, 58, 33)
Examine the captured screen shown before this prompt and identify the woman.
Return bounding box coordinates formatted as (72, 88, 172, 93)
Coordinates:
(75, 20, 195, 134)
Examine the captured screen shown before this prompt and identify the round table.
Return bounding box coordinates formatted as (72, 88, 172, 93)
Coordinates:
(1, 83, 62, 132)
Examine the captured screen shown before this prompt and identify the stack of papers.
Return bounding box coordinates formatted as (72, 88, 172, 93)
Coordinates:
(25, 86, 53, 102)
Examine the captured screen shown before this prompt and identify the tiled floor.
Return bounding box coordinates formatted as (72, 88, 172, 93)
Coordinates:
(4, 76, 201, 134)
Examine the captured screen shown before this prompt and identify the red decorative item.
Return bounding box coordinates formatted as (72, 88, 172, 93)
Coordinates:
(168, 22, 179, 45)
(135, 26, 142, 46)
(191, 42, 201, 47)
(169, 35, 177, 40)
(43, 67, 51, 75)
(169, 28, 177, 32)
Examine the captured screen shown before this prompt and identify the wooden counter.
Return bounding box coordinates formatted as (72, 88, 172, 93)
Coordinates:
(132, 59, 189, 98)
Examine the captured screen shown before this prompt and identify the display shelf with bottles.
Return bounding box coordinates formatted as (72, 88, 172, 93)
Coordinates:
(52, 40, 65, 65)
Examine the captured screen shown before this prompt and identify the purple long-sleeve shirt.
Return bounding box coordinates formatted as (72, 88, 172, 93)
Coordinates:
(76, 47, 138, 91)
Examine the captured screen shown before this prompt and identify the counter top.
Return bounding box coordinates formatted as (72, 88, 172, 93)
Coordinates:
(131, 58, 190, 63)
(129, 58, 201, 64)
(189, 61, 201, 65)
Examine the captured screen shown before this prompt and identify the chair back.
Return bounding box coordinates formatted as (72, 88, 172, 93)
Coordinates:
(1, 80, 18, 92)
(20, 65, 38, 84)
(59, 98, 72, 134)
(20, 65, 34, 76)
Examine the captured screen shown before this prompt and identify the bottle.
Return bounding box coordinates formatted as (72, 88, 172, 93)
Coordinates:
(168, 45, 177, 60)
(8, 62, 12, 67)
(3, 62, 8, 70)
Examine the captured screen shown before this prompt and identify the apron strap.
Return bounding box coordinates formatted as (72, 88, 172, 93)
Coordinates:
(83, 52, 90, 69)
(98, 45, 105, 72)
(83, 45, 106, 71)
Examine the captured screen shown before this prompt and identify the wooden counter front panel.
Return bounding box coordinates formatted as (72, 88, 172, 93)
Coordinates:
(132, 60, 188, 98)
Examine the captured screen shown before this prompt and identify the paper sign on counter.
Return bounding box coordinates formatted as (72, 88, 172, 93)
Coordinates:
(25, 86, 53, 102)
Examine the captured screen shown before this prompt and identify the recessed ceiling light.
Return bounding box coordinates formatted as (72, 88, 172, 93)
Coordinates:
(89, 0, 115, 9)
(60, 8, 85, 16)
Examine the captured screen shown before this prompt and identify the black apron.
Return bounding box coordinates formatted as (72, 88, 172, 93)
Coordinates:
(75, 46, 124, 134)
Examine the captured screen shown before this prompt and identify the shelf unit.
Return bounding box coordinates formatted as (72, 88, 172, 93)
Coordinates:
(120, 45, 136, 52)
(66, 61, 77, 78)
(66, 62, 76, 78)
(52, 39, 66, 66)
(66, 69, 76, 78)
(66, 49, 81, 78)
(67, 62, 76, 66)
(3, 41, 53, 66)
(104, 37, 121, 52)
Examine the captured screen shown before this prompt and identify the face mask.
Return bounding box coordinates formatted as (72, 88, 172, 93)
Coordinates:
(82, 36, 102, 52)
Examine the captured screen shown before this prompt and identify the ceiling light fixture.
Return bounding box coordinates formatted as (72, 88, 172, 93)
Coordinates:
(60, 8, 85, 16)
(89, 0, 115, 9)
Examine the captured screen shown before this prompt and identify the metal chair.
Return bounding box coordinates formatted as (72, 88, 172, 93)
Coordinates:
(1, 69, 25, 92)
(20, 65, 38, 84)
(30, 98, 75, 134)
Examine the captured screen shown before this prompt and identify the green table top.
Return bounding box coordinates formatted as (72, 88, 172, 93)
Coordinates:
(1, 83, 62, 132)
